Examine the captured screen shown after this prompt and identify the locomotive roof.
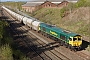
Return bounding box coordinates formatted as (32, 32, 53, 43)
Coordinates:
(40, 23, 78, 37)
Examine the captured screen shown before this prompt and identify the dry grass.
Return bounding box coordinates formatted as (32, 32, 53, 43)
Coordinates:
(57, 7, 90, 36)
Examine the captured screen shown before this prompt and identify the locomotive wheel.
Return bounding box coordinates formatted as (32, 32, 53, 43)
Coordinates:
(73, 49, 77, 52)
(60, 41, 63, 46)
(46, 34, 49, 38)
(71, 46, 77, 52)
(65, 43, 68, 48)
(41, 31, 43, 35)
(69, 45, 73, 51)
(77, 47, 81, 51)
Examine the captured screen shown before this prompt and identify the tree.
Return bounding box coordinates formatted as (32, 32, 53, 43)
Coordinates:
(75, 0, 90, 8)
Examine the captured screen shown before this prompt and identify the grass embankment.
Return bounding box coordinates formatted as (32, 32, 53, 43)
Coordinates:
(32, 7, 90, 37)
(32, 8, 62, 24)
(0, 20, 29, 60)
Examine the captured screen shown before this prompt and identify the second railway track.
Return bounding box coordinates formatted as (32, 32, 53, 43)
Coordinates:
(3, 7, 70, 60)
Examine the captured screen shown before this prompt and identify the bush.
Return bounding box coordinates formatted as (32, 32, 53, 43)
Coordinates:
(0, 20, 9, 45)
(0, 44, 13, 60)
(75, 0, 90, 8)
(13, 50, 30, 60)
(2, 2, 25, 11)
(60, 7, 68, 18)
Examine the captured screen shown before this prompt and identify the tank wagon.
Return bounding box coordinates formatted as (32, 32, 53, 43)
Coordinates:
(26, 18, 35, 29)
(2, 6, 82, 51)
(32, 20, 42, 31)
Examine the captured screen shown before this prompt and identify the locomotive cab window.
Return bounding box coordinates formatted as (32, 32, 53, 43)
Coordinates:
(78, 37, 81, 41)
(73, 38, 77, 41)
(69, 38, 72, 41)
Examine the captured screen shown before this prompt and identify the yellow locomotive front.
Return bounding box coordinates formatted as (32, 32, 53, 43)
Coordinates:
(69, 35, 82, 50)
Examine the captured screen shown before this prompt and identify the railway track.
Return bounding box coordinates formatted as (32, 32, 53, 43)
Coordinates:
(3, 8, 70, 60)
(24, 27, 70, 60)
(76, 51, 90, 60)
(2, 8, 90, 60)
(3, 10, 45, 60)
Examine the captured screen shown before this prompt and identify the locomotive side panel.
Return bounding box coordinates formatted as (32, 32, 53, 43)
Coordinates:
(40, 23, 61, 39)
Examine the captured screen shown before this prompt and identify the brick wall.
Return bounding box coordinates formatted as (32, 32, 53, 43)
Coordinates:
(22, 6, 36, 13)
(22, 1, 69, 13)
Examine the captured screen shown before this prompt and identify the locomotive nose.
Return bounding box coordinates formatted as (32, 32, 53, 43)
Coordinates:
(75, 43, 78, 46)
(74, 41, 82, 47)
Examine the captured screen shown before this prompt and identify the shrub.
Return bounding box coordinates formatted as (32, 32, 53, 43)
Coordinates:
(0, 44, 13, 60)
(60, 7, 68, 18)
(75, 0, 90, 8)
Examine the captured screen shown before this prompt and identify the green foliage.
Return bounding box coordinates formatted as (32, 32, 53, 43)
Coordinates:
(2, 2, 25, 11)
(68, 3, 76, 13)
(75, 0, 90, 8)
(0, 20, 29, 60)
(0, 20, 11, 45)
(13, 50, 30, 60)
(1, 32, 13, 45)
(60, 7, 68, 18)
(0, 20, 13, 60)
(0, 20, 9, 39)
(32, 8, 62, 24)
(0, 44, 13, 60)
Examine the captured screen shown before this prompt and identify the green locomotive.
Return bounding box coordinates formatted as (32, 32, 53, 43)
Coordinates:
(39, 23, 82, 51)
